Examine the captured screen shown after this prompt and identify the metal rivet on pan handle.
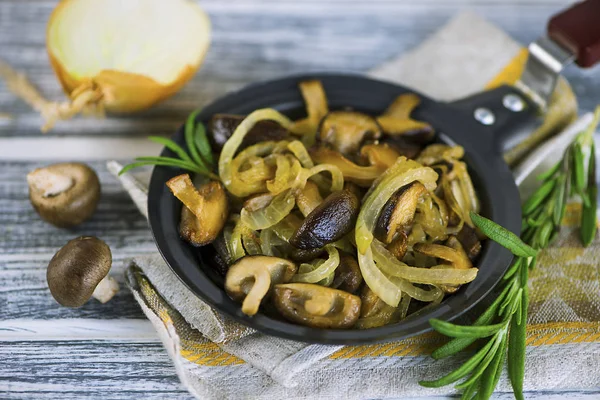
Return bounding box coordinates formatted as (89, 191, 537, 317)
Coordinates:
(474, 108, 495, 125)
(502, 94, 526, 112)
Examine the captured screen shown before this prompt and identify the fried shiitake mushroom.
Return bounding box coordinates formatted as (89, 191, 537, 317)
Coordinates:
(273, 283, 361, 328)
(209, 114, 290, 151)
(290, 189, 360, 249)
(167, 175, 229, 246)
(27, 162, 100, 228)
(456, 224, 482, 261)
(359, 143, 400, 168)
(225, 256, 297, 316)
(375, 182, 427, 244)
(331, 254, 363, 293)
(319, 111, 381, 155)
(294, 181, 323, 217)
(376, 94, 434, 143)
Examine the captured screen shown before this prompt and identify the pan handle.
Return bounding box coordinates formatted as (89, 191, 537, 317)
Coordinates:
(449, 85, 539, 157)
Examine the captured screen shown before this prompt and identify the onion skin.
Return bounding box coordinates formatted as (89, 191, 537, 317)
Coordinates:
(46, 0, 209, 113)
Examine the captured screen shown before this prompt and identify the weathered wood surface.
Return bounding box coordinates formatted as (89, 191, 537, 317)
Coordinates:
(1, 0, 599, 399)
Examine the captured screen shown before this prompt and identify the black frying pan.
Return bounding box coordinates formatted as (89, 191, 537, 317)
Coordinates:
(147, 1, 600, 344)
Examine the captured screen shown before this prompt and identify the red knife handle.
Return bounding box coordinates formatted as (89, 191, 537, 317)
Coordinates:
(548, 0, 600, 68)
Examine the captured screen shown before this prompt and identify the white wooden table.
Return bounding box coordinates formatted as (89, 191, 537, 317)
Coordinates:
(1, 1, 599, 398)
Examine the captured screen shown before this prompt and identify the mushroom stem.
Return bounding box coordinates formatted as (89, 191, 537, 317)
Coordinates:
(92, 275, 119, 303)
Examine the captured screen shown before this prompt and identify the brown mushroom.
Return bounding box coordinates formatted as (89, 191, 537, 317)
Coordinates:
(225, 256, 297, 316)
(289, 247, 326, 263)
(273, 283, 361, 328)
(167, 175, 229, 246)
(27, 162, 100, 228)
(310, 147, 387, 187)
(294, 181, 323, 217)
(382, 136, 424, 160)
(359, 143, 400, 168)
(208, 114, 290, 151)
(331, 254, 363, 293)
(355, 286, 397, 329)
(376, 94, 434, 143)
(375, 182, 427, 244)
(386, 231, 408, 260)
(47, 236, 119, 307)
(319, 111, 381, 155)
(290, 189, 360, 250)
(456, 224, 483, 261)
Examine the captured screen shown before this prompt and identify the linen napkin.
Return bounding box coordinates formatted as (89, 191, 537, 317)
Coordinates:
(108, 12, 600, 399)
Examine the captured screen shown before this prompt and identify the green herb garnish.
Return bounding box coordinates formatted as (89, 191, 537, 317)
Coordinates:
(420, 107, 599, 399)
(120, 110, 219, 180)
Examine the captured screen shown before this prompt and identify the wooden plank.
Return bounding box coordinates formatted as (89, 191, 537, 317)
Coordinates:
(0, 341, 193, 400)
(1, 0, 597, 138)
(0, 319, 158, 341)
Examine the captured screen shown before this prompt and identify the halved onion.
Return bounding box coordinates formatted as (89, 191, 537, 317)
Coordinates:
(44, 0, 211, 129)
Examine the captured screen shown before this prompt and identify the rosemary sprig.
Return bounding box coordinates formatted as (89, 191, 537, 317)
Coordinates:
(420, 107, 599, 399)
(119, 110, 219, 180)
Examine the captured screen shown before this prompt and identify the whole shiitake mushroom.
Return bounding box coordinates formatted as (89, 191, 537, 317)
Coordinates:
(47, 236, 119, 307)
(27, 162, 101, 228)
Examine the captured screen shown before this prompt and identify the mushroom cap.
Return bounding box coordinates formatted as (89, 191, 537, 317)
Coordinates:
(47, 236, 112, 307)
(290, 189, 360, 250)
(27, 162, 100, 228)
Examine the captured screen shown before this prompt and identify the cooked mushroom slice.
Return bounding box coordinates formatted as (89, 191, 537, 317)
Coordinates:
(208, 114, 290, 151)
(273, 283, 361, 328)
(359, 143, 400, 168)
(383, 137, 424, 159)
(27, 162, 100, 228)
(359, 285, 389, 318)
(292, 80, 329, 140)
(319, 111, 381, 155)
(376, 94, 434, 143)
(343, 181, 364, 200)
(290, 247, 326, 263)
(47, 236, 119, 307)
(311, 147, 387, 187)
(413, 238, 473, 270)
(332, 254, 363, 293)
(167, 175, 229, 246)
(295, 181, 323, 217)
(225, 256, 297, 316)
(386, 231, 408, 260)
(456, 224, 482, 261)
(290, 190, 360, 249)
(375, 182, 427, 243)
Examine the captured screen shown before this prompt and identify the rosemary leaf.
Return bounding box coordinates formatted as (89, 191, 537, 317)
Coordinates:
(522, 179, 556, 216)
(185, 110, 209, 170)
(135, 156, 204, 173)
(429, 319, 507, 339)
(419, 338, 496, 388)
(148, 136, 194, 163)
(536, 160, 561, 181)
(470, 212, 537, 258)
(479, 331, 508, 400)
(552, 174, 567, 226)
(508, 267, 528, 400)
(455, 330, 505, 389)
(573, 142, 586, 195)
(581, 142, 597, 246)
(194, 122, 215, 167)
